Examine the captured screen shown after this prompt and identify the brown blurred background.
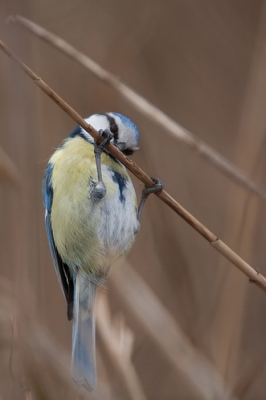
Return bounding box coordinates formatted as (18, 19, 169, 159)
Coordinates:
(1, 0, 266, 399)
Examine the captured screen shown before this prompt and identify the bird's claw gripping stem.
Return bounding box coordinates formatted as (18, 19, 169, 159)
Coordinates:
(137, 177, 164, 220)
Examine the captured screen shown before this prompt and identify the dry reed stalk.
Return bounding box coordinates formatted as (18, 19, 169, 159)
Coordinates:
(211, 2, 266, 387)
(96, 293, 147, 400)
(0, 145, 20, 185)
(7, 15, 266, 202)
(109, 263, 238, 400)
(0, 280, 111, 400)
(1, 39, 266, 297)
(24, 327, 110, 400)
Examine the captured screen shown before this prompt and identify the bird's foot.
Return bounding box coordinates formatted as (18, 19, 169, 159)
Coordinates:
(93, 129, 114, 200)
(137, 177, 164, 220)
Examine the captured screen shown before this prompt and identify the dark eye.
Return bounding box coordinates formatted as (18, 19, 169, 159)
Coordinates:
(123, 148, 134, 156)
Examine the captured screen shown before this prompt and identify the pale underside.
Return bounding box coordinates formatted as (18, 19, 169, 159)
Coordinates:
(50, 136, 139, 279)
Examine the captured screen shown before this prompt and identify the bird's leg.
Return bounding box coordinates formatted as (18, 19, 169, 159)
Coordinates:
(137, 177, 164, 220)
(92, 129, 113, 200)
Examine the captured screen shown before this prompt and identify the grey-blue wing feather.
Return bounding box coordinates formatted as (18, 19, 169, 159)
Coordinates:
(43, 163, 74, 320)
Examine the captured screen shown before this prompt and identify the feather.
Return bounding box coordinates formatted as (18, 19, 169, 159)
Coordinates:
(71, 270, 97, 390)
(43, 162, 74, 320)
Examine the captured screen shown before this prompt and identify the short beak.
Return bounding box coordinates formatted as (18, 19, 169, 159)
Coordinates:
(116, 142, 126, 151)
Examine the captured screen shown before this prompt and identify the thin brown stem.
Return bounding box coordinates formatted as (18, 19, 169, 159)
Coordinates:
(1, 39, 266, 294)
(7, 14, 266, 201)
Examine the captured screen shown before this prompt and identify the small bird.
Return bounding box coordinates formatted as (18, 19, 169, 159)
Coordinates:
(43, 112, 162, 390)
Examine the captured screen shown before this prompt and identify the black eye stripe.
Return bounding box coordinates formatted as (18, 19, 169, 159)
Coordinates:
(97, 113, 119, 143)
(123, 148, 134, 156)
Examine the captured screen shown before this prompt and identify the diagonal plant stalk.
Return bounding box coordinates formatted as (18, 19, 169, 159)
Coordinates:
(7, 14, 266, 202)
(211, 3, 266, 387)
(96, 293, 147, 400)
(1, 39, 266, 295)
(0, 144, 20, 185)
(110, 263, 238, 400)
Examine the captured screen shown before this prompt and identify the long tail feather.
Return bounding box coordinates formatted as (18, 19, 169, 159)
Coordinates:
(71, 270, 97, 390)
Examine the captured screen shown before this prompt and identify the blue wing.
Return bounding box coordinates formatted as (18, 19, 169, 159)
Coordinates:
(43, 163, 74, 320)
(43, 162, 97, 389)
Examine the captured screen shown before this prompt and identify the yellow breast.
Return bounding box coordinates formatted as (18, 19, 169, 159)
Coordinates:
(49, 136, 134, 276)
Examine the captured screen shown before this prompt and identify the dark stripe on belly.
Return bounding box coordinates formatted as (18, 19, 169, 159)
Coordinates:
(111, 170, 127, 203)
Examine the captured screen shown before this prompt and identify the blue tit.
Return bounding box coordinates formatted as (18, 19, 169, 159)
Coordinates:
(43, 112, 141, 390)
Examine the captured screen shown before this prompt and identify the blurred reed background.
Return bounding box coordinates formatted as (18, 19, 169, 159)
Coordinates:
(1, 0, 266, 399)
